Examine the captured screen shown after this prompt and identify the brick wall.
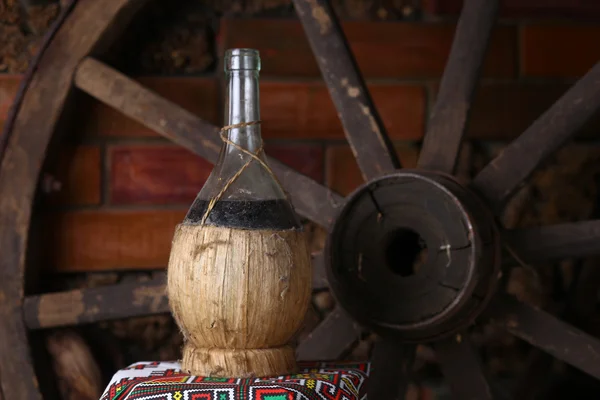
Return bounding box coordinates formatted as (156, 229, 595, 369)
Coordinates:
(3, 2, 600, 275)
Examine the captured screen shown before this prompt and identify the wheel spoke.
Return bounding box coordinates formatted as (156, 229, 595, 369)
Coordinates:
(311, 252, 329, 290)
(435, 333, 494, 400)
(74, 57, 343, 228)
(0, 306, 40, 399)
(291, 0, 399, 179)
(505, 220, 600, 262)
(472, 61, 600, 211)
(367, 339, 415, 400)
(0, 0, 147, 394)
(24, 251, 327, 329)
(23, 276, 168, 329)
(418, 0, 499, 174)
(296, 305, 362, 361)
(487, 292, 600, 379)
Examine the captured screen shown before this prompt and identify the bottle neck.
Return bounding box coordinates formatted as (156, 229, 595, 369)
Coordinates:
(224, 69, 262, 154)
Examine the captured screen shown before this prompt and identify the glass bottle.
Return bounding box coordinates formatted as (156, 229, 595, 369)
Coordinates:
(168, 49, 312, 377)
(184, 48, 301, 231)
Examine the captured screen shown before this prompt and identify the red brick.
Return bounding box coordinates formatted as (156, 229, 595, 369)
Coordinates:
(326, 146, 362, 196)
(110, 145, 212, 205)
(421, 0, 463, 14)
(110, 143, 324, 205)
(80, 77, 220, 137)
(261, 81, 425, 140)
(46, 210, 186, 272)
(264, 143, 324, 183)
(44, 146, 102, 206)
(459, 83, 600, 139)
(220, 18, 516, 78)
(79, 77, 424, 140)
(424, 0, 600, 18)
(521, 25, 600, 77)
(0, 75, 21, 130)
(326, 144, 419, 196)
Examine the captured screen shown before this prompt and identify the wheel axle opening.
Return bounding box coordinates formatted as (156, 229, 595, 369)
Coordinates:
(384, 228, 428, 277)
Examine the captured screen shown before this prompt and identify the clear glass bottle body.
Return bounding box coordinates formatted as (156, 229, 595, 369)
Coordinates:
(184, 49, 301, 230)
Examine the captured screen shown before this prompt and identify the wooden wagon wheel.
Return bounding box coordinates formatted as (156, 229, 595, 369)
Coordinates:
(3, 0, 600, 398)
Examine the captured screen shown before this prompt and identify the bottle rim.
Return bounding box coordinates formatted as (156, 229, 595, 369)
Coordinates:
(225, 48, 261, 72)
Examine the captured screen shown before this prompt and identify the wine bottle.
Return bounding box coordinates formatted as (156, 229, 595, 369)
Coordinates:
(167, 48, 312, 378)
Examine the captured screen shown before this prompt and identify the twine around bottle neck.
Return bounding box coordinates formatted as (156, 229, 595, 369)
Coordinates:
(200, 121, 286, 226)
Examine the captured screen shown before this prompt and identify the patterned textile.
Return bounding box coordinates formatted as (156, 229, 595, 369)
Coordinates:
(100, 361, 370, 400)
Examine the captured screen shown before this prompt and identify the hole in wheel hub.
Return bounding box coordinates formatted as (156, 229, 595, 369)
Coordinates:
(384, 228, 428, 277)
(325, 170, 501, 342)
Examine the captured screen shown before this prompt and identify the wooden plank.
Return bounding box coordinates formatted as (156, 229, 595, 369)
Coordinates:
(74, 58, 343, 228)
(435, 334, 494, 400)
(506, 220, 600, 262)
(418, 0, 498, 174)
(471, 60, 600, 211)
(296, 306, 362, 361)
(0, 0, 149, 398)
(291, 0, 399, 180)
(487, 293, 600, 380)
(367, 339, 415, 400)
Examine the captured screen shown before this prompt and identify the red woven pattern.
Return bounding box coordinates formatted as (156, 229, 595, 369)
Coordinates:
(100, 361, 370, 400)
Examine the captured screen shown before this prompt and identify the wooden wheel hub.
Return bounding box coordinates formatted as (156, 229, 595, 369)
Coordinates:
(326, 171, 501, 342)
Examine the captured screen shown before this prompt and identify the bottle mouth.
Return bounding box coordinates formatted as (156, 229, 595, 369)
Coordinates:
(225, 48, 261, 71)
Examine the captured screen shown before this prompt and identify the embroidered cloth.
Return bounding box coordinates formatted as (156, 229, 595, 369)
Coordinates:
(100, 361, 370, 400)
